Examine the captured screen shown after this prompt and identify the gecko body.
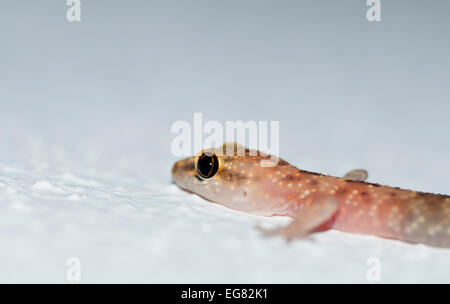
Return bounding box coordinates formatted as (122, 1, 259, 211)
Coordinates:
(172, 143, 450, 248)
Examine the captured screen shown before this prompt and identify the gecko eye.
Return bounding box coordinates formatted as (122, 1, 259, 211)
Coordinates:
(197, 152, 219, 180)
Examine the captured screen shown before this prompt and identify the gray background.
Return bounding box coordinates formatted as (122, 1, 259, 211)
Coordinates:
(1, 0, 449, 188)
(0, 0, 449, 283)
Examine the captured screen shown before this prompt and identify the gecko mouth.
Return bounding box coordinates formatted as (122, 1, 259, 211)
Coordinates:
(174, 176, 208, 189)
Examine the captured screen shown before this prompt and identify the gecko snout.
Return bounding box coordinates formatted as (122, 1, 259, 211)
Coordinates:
(171, 157, 195, 184)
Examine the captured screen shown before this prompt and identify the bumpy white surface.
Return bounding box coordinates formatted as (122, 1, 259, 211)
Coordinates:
(0, 114, 449, 283)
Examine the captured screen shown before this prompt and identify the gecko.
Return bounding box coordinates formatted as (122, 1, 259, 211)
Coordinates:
(172, 143, 450, 248)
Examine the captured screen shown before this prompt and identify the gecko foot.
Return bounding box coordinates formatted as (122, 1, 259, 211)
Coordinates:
(255, 197, 339, 243)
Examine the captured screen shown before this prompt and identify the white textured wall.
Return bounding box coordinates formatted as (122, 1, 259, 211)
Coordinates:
(0, 0, 449, 282)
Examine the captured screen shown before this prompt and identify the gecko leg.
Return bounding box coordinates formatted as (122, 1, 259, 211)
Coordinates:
(257, 197, 339, 242)
(343, 169, 368, 181)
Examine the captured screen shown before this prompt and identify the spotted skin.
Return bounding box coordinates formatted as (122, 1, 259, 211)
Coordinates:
(172, 144, 450, 248)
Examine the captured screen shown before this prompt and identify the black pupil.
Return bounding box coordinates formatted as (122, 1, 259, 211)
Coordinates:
(197, 153, 219, 179)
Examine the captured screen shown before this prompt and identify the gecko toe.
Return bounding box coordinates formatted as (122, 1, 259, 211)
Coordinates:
(255, 224, 302, 242)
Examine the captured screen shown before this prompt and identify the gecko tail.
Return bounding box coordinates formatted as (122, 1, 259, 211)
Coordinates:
(392, 193, 450, 248)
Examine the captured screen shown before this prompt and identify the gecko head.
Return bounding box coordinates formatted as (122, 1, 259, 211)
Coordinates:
(172, 143, 276, 211)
